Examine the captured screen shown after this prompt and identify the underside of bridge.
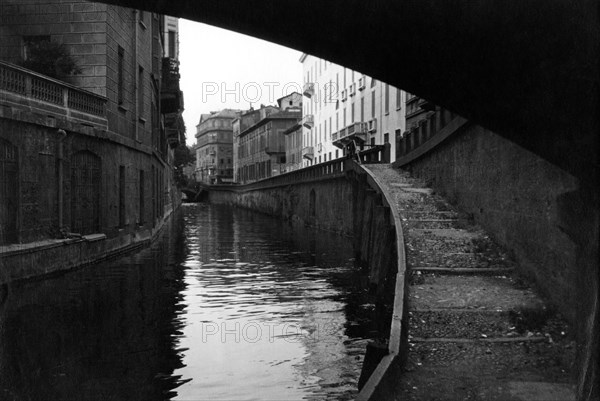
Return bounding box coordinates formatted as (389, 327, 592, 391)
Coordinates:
(98, 0, 598, 399)
(101, 0, 598, 184)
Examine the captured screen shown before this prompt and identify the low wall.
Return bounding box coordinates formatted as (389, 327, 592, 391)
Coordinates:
(0, 204, 178, 284)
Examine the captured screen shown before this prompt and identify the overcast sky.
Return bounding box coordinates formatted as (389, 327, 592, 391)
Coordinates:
(179, 20, 304, 146)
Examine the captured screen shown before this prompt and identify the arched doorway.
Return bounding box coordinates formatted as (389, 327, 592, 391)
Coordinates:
(0, 139, 19, 244)
(70, 150, 101, 235)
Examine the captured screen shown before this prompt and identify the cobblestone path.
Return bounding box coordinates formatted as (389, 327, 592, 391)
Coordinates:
(364, 164, 575, 401)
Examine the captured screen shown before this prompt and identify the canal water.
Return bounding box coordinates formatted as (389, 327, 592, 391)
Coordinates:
(0, 204, 378, 400)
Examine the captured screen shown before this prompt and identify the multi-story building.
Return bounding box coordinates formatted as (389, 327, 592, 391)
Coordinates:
(0, 1, 184, 247)
(195, 109, 240, 184)
(299, 54, 405, 165)
(284, 122, 303, 172)
(405, 92, 437, 129)
(232, 106, 277, 183)
(235, 103, 301, 184)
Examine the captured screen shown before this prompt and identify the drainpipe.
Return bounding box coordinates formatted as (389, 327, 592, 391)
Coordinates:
(57, 129, 67, 230)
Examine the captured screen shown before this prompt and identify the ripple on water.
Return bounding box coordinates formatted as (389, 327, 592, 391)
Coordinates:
(169, 204, 378, 400)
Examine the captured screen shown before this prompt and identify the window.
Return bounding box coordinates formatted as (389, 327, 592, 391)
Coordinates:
(371, 78, 377, 88)
(371, 91, 376, 118)
(118, 46, 124, 105)
(119, 165, 126, 228)
(23, 35, 51, 61)
(371, 137, 375, 146)
(385, 84, 389, 114)
(396, 89, 402, 110)
(139, 170, 145, 225)
(351, 102, 355, 123)
(384, 133, 389, 143)
(168, 30, 176, 58)
(360, 97, 365, 121)
(138, 66, 144, 118)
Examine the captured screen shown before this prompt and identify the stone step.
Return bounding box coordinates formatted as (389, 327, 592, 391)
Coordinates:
(401, 210, 460, 220)
(403, 218, 463, 229)
(409, 275, 544, 311)
(396, 341, 575, 401)
(406, 251, 515, 269)
(409, 308, 515, 340)
(410, 266, 515, 275)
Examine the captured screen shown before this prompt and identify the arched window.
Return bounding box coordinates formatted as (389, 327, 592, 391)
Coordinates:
(0, 139, 19, 244)
(71, 150, 101, 234)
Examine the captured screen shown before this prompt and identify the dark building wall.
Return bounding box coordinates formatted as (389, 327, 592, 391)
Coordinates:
(0, 0, 159, 147)
(403, 124, 581, 320)
(0, 1, 110, 93)
(0, 117, 169, 244)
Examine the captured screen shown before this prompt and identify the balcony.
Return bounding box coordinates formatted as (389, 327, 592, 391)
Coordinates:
(165, 112, 185, 148)
(302, 146, 314, 160)
(161, 57, 183, 114)
(303, 82, 315, 98)
(0, 61, 107, 129)
(340, 89, 347, 102)
(358, 76, 366, 90)
(302, 114, 314, 129)
(332, 122, 368, 149)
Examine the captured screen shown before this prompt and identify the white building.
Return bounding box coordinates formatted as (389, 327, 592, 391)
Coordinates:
(299, 54, 405, 166)
(164, 16, 179, 59)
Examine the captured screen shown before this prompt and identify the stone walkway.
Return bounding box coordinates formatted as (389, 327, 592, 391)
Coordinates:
(364, 164, 575, 401)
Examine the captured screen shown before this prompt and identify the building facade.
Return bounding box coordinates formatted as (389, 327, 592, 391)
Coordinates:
(299, 54, 405, 165)
(284, 122, 303, 172)
(194, 109, 240, 184)
(0, 1, 184, 248)
(235, 105, 301, 184)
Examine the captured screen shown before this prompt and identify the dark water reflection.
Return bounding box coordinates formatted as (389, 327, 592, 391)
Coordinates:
(0, 204, 377, 400)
